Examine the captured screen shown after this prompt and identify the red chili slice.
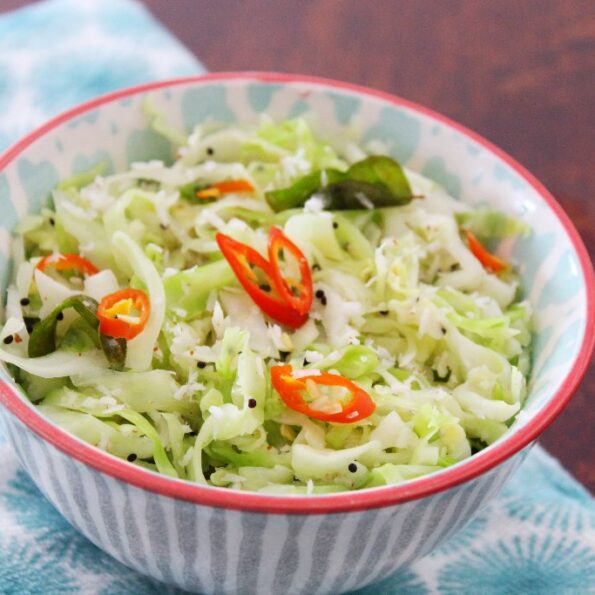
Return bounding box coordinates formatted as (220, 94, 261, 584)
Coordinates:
(271, 364, 376, 424)
(195, 179, 255, 200)
(36, 253, 99, 277)
(268, 226, 313, 316)
(464, 230, 509, 273)
(216, 233, 308, 328)
(97, 289, 151, 340)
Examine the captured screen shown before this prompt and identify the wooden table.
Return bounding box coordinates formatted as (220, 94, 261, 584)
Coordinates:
(4, 0, 594, 490)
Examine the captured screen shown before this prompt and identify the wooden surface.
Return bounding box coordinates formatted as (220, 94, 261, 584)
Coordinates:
(4, 0, 594, 490)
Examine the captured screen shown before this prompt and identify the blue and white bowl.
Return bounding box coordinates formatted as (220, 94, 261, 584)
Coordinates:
(0, 73, 593, 594)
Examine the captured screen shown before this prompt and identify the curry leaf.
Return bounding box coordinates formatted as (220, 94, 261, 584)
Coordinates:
(265, 155, 414, 212)
(323, 180, 405, 210)
(179, 181, 212, 203)
(347, 155, 412, 200)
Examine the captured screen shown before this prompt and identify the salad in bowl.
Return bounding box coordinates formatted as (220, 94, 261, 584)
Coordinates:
(0, 114, 532, 494)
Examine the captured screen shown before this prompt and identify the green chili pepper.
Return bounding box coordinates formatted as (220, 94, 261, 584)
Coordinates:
(28, 295, 99, 357)
(179, 181, 212, 203)
(100, 334, 127, 371)
(59, 318, 99, 352)
(265, 168, 345, 212)
(28, 294, 126, 370)
(23, 316, 40, 335)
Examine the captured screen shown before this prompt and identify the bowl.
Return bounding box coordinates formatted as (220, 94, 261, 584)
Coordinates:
(0, 73, 593, 594)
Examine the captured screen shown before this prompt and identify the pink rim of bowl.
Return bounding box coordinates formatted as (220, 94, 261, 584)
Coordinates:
(0, 72, 593, 515)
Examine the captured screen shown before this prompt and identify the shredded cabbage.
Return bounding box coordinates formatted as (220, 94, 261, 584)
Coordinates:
(0, 115, 532, 494)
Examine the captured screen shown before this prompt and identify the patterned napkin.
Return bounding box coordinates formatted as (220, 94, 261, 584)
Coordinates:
(0, 1, 593, 593)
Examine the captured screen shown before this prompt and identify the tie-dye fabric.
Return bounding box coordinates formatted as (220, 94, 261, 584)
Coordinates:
(0, 0, 202, 147)
(0, 1, 593, 593)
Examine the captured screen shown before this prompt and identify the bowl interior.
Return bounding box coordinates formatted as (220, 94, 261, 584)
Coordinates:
(0, 75, 590, 475)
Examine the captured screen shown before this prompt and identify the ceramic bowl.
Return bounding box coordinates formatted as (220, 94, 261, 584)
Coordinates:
(0, 73, 593, 594)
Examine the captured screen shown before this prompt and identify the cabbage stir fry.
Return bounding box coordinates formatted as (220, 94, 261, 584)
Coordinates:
(0, 115, 532, 494)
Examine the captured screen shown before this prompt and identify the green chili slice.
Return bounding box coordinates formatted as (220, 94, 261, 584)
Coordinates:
(28, 295, 126, 370)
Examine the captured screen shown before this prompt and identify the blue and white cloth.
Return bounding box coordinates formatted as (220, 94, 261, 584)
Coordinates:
(0, 1, 593, 593)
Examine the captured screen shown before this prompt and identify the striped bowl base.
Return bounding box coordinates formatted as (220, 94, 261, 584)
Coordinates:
(3, 411, 525, 594)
